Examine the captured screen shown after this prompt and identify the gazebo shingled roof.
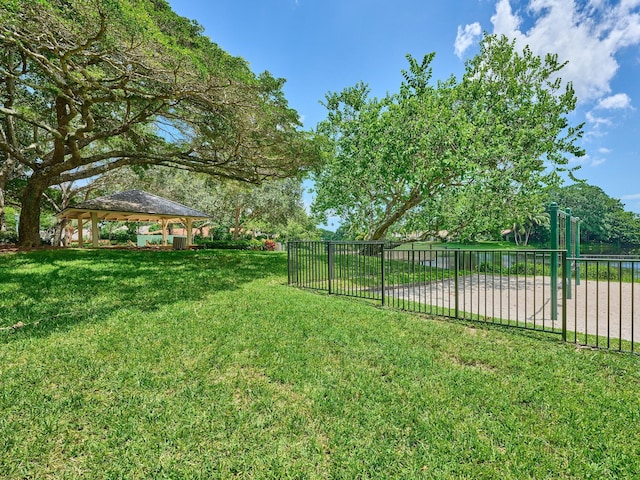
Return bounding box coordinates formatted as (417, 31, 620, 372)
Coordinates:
(57, 190, 210, 247)
(58, 190, 210, 222)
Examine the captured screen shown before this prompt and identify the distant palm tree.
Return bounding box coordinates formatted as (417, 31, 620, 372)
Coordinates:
(513, 211, 550, 246)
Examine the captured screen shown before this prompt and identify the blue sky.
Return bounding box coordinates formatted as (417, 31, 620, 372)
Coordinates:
(168, 0, 640, 222)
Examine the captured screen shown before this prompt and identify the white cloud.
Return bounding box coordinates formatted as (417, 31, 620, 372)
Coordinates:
(569, 154, 588, 164)
(585, 92, 633, 137)
(454, 22, 482, 58)
(586, 111, 613, 128)
(569, 152, 608, 166)
(487, 0, 640, 103)
(598, 147, 612, 154)
(621, 193, 640, 200)
(491, 0, 523, 35)
(596, 93, 633, 109)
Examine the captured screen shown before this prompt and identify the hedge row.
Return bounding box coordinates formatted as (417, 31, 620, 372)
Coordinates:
(198, 239, 264, 250)
(0, 230, 18, 244)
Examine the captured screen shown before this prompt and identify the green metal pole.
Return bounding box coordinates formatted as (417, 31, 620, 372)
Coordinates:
(549, 202, 558, 321)
(565, 208, 572, 300)
(561, 250, 567, 342)
(575, 219, 581, 286)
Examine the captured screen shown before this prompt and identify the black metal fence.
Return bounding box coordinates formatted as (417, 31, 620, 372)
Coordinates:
(566, 256, 640, 353)
(287, 241, 385, 300)
(288, 241, 640, 354)
(382, 248, 565, 336)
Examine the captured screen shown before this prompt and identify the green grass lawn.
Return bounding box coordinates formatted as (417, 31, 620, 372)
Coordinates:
(1, 249, 639, 479)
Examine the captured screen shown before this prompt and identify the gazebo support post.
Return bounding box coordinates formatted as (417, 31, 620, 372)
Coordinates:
(91, 212, 99, 248)
(186, 218, 193, 247)
(77, 219, 84, 248)
(161, 219, 168, 246)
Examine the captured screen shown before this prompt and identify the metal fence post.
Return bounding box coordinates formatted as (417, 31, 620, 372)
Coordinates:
(549, 202, 558, 320)
(561, 250, 567, 342)
(287, 241, 291, 285)
(454, 249, 460, 319)
(575, 219, 581, 286)
(327, 242, 334, 295)
(565, 208, 572, 300)
(381, 244, 386, 306)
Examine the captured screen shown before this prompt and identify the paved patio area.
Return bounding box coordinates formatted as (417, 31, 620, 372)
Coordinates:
(387, 274, 640, 344)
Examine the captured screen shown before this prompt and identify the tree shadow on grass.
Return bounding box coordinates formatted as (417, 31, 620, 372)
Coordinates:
(0, 249, 287, 343)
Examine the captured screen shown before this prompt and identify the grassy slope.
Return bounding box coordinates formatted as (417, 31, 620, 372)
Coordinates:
(1, 249, 639, 479)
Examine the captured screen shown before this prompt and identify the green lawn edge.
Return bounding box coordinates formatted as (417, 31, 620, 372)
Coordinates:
(1, 249, 639, 479)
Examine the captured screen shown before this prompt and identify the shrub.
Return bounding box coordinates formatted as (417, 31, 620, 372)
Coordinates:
(476, 262, 501, 273)
(211, 226, 232, 241)
(200, 239, 263, 250)
(263, 239, 277, 251)
(100, 231, 137, 243)
(0, 230, 18, 244)
(507, 262, 546, 276)
(585, 266, 622, 281)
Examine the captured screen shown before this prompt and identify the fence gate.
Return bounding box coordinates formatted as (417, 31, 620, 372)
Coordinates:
(288, 241, 385, 301)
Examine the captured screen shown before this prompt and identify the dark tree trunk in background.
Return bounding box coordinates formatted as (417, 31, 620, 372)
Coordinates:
(0, 185, 6, 232)
(233, 205, 241, 240)
(18, 176, 47, 247)
(52, 218, 69, 246)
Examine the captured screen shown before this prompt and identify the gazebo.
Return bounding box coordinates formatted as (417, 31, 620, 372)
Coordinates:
(57, 190, 210, 248)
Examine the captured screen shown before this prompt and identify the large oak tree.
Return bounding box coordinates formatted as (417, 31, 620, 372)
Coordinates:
(0, 0, 318, 246)
(313, 35, 585, 240)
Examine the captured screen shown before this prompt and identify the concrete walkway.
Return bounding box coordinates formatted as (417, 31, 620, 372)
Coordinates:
(386, 274, 640, 344)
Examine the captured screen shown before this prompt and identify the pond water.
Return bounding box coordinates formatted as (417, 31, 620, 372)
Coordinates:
(390, 247, 640, 273)
(580, 243, 640, 256)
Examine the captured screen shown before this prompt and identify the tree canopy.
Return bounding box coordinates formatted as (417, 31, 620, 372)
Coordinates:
(0, 0, 319, 246)
(550, 183, 640, 245)
(312, 35, 585, 240)
(100, 165, 312, 240)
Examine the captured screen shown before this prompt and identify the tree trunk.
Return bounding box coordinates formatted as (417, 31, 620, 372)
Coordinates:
(0, 166, 16, 233)
(233, 206, 241, 241)
(512, 223, 524, 246)
(367, 192, 423, 241)
(52, 218, 68, 247)
(18, 176, 48, 247)
(0, 185, 6, 232)
(64, 224, 73, 247)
